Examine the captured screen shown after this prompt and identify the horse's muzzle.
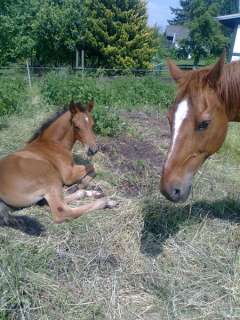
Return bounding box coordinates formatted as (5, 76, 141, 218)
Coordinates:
(161, 183, 191, 203)
(160, 171, 192, 203)
(87, 145, 99, 157)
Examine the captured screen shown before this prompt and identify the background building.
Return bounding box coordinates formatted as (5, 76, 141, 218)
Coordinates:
(165, 25, 189, 48)
(217, 0, 240, 61)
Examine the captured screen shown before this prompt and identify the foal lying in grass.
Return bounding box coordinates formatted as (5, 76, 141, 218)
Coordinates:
(0, 101, 116, 223)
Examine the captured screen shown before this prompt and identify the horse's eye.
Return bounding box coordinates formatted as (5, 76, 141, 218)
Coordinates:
(197, 120, 210, 131)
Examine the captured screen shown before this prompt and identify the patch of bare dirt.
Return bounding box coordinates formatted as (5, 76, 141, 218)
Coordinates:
(99, 111, 171, 196)
(125, 111, 170, 151)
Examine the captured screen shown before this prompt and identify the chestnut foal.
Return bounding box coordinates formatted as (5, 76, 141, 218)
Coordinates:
(0, 101, 116, 223)
(161, 52, 240, 202)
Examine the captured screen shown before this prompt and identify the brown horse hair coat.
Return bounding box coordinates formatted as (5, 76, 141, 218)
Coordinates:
(0, 100, 116, 233)
(161, 53, 240, 202)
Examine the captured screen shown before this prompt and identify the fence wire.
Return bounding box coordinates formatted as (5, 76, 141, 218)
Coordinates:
(0, 63, 205, 89)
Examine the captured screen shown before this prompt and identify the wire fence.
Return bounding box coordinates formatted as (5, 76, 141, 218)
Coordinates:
(0, 62, 205, 88)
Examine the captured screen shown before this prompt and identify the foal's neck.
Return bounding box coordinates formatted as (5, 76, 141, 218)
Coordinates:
(41, 111, 75, 150)
(218, 62, 240, 122)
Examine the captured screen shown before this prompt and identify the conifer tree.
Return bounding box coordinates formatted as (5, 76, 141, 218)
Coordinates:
(169, 0, 239, 25)
(0, 0, 156, 68)
(169, 0, 192, 25)
(81, 0, 155, 69)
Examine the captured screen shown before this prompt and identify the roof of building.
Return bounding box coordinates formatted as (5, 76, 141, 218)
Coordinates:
(217, 13, 240, 27)
(165, 25, 189, 41)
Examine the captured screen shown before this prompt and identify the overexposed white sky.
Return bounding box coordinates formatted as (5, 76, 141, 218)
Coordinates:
(147, 0, 180, 29)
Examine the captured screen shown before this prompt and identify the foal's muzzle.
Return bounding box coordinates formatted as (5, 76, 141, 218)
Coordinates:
(87, 145, 99, 157)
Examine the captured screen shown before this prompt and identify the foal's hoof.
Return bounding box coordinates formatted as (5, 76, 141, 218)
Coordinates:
(85, 164, 95, 174)
(79, 167, 96, 187)
(105, 199, 119, 209)
(87, 170, 97, 179)
(66, 184, 79, 194)
(96, 198, 118, 210)
(85, 190, 104, 198)
(91, 186, 105, 198)
(93, 190, 105, 199)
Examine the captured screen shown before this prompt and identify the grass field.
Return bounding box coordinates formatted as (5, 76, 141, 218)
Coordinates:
(1, 78, 240, 320)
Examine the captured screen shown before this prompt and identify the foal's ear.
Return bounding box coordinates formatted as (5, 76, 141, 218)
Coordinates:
(87, 100, 94, 112)
(69, 100, 78, 114)
(206, 50, 226, 87)
(167, 59, 184, 82)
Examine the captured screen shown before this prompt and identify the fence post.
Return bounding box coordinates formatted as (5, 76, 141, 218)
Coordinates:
(76, 49, 79, 69)
(26, 60, 32, 89)
(81, 49, 85, 78)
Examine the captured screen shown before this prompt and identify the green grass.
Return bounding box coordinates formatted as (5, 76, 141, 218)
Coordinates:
(0, 76, 28, 116)
(219, 122, 240, 163)
(1, 77, 240, 319)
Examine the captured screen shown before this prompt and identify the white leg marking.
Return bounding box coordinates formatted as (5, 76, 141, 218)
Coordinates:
(167, 99, 189, 161)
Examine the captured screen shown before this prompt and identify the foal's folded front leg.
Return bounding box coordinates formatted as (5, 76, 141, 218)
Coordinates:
(64, 164, 95, 186)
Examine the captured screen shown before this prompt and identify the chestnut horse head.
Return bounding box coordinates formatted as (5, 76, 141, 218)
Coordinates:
(161, 52, 233, 202)
(69, 100, 98, 156)
(29, 100, 98, 156)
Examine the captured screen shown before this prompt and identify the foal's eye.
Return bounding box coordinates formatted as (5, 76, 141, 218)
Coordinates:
(197, 120, 210, 132)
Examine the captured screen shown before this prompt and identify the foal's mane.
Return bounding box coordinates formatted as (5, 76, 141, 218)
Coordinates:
(28, 108, 68, 143)
(28, 102, 88, 143)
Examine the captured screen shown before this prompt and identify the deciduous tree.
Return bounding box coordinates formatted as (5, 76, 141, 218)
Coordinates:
(169, 0, 229, 65)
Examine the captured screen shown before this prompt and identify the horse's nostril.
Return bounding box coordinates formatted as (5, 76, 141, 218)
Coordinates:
(160, 183, 186, 203)
(173, 188, 181, 196)
(87, 149, 94, 156)
(171, 187, 182, 202)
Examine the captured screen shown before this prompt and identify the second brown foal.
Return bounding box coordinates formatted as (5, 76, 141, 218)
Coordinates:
(0, 101, 116, 223)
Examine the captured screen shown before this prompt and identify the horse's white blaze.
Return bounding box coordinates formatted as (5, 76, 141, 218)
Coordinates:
(167, 99, 189, 161)
(84, 115, 89, 123)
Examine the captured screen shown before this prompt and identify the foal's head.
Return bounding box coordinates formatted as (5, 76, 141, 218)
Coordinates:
(69, 100, 98, 156)
(161, 53, 228, 202)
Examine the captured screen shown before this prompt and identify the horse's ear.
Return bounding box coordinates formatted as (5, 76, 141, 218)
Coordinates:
(206, 50, 226, 87)
(75, 101, 84, 111)
(69, 100, 77, 114)
(167, 59, 184, 82)
(87, 100, 94, 112)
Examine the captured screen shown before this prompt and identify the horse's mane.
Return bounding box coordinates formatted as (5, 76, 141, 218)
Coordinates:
(28, 108, 68, 143)
(218, 61, 240, 119)
(176, 67, 211, 99)
(177, 61, 240, 120)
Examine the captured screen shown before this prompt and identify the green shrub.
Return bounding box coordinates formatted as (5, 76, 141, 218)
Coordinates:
(40, 72, 175, 109)
(40, 72, 175, 136)
(0, 77, 27, 116)
(40, 71, 98, 106)
(93, 105, 125, 137)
